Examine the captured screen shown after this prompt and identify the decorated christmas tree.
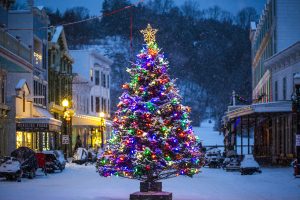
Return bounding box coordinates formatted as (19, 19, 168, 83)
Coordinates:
(97, 24, 203, 184)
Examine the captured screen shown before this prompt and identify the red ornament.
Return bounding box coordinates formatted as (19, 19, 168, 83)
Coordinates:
(122, 84, 129, 89)
(151, 154, 157, 160)
(137, 130, 143, 136)
(145, 165, 151, 171)
(179, 132, 185, 138)
(139, 86, 144, 92)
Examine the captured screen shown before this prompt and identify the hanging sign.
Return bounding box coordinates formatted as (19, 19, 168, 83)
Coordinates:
(62, 135, 69, 145)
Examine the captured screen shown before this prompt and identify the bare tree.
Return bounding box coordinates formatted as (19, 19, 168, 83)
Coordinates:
(236, 7, 258, 29)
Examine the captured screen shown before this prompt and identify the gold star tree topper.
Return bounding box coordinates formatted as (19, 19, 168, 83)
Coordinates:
(140, 24, 158, 45)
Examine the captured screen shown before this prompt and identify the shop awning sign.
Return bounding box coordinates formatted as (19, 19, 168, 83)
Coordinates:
(16, 122, 61, 132)
(62, 135, 69, 144)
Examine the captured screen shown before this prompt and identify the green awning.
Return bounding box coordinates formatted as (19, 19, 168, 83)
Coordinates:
(0, 56, 30, 73)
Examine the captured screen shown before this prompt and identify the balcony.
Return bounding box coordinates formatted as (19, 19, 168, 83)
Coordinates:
(0, 28, 31, 63)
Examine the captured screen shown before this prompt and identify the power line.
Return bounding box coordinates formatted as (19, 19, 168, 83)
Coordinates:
(6, 0, 145, 31)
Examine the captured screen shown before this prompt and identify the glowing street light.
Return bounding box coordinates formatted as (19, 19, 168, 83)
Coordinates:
(62, 99, 69, 108)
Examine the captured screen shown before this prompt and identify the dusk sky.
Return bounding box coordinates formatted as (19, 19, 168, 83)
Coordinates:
(32, 0, 266, 16)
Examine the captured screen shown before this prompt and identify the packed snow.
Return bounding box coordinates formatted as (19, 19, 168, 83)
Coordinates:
(0, 120, 299, 200)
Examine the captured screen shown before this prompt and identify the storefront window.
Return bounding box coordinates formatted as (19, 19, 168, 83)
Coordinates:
(16, 131, 23, 149)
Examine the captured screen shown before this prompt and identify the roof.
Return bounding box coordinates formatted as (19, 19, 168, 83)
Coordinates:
(51, 26, 64, 44)
(264, 41, 300, 68)
(224, 101, 293, 121)
(250, 22, 256, 30)
(70, 49, 113, 66)
(15, 79, 30, 95)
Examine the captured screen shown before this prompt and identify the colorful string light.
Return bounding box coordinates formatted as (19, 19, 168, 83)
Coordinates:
(96, 24, 203, 182)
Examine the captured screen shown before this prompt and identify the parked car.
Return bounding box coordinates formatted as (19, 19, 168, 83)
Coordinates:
(43, 151, 65, 173)
(87, 148, 97, 163)
(240, 154, 261, 175)
(53, 150, 66, 170)
(72, 148, 88, 165)
(205, 148, 223, 168)
(0, 157, 22, 181)
(225, 157, 240, 171)
(0, 147, 38, 181)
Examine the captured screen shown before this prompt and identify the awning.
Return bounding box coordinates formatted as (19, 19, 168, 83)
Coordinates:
(16, 106, 62, 132)
(72, 114, 112, 127)
(224, 101, 293, 122)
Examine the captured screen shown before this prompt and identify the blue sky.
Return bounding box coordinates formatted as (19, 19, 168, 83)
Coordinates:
(32, 0, 266, 16)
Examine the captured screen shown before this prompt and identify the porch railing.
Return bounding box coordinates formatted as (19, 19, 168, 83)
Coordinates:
(0, 29, 31, 63)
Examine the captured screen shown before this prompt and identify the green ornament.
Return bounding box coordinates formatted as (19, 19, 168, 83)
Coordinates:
(165, 155, 171, 161)
(146, 102, 155, 112)
(161, 126, 167, 132)
(143, 147, 151, 156)
(171, 98, 178, 105)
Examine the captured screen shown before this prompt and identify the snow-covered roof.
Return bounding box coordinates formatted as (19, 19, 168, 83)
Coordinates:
(250, 22, 256, 30)
(36, 6, 44, 11)
(15, 79, 26, 90)
(224, 101, 292, 121)
(15, 79, 30, 95)
(294, 73, 300, 79)
(51, 26, 64, 44)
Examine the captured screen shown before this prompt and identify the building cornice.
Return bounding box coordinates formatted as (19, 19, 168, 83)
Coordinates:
(265, 41, 300, 71)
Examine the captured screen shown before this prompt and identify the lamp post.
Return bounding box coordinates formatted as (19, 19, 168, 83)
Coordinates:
(62, 98, 69, 157)
(99, 112, 106, 149)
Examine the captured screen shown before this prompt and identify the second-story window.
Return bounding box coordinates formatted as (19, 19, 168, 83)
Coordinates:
(95, 70, 100, 85)
(107, 75, 110, 88)
(101, 72, 106, 88)
(275, 81, 278, 101)
(91, 95, 94, 112)
(283, 77, 287, 100)
(90, 69, 93, 82)
(23, 92, 25, 112)
(0, 73, 5, 104)
(96, 97, 100, 113)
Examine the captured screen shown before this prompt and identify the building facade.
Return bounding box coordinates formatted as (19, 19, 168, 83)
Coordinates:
(250, 0, 300, 102)
(2, 2, 62, 153)
(48, 25, 74, 154)
(70, 49, 112, 150)
(0, 2, 34, 155)
(223, 0, 300, 165)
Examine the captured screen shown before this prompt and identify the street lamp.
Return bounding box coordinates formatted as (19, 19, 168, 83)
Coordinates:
(99, 112, 106, 149)
(62, 99, 69, 157)
(62, 98, 69, 108)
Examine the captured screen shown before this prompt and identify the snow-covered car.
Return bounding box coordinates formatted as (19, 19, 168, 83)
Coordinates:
(43, 151, 65, 172)
(0, 157, 22, 182)
(205, 148, 223, 168)
(240, 154, 261, 175)
(72, 148, 88, 165)
(10, 147, 38, 179)
(225, 157, 240, 171)
(87, 148, 97, 163)
(54, 150, 66, 170)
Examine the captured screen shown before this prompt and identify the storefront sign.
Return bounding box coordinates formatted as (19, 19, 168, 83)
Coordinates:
(62, 135, 69, 144)
(17, 123, 49, 131)
(16, 122, 61, 132)
(296, 135, 300, 147)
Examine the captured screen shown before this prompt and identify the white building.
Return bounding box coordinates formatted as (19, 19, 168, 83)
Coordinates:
(0, 1, 62, 154)
(223, 0, 300, 165)
(250, 0, 300, 101)
(70, 49, 112, 149)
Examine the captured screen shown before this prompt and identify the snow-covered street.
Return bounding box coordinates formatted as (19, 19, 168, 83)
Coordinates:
(1, 121, 300, 200)
(0, 163, 299, 200)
